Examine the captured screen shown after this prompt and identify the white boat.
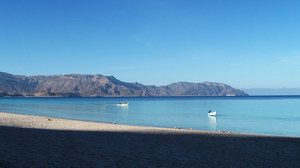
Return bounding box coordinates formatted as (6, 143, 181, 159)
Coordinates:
(116, 102, 129, 106)
(208, 111, 217, 116)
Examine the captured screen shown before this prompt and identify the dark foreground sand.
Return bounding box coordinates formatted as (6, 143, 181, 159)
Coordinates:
(0, 112, 300, 168)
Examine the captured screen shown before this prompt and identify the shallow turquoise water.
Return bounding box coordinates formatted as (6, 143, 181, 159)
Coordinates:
(0, 96, 300, 137)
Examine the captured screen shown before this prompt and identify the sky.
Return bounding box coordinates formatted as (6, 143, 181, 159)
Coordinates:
(0, 0, 300, 89)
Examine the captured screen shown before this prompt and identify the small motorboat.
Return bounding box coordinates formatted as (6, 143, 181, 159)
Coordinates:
(116, 102, 129, 106)
(208, 110, 217, 116)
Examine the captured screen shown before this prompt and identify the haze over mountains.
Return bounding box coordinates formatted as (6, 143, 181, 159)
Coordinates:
(243, 88, 300, 96)
(0, 72, 248, 97)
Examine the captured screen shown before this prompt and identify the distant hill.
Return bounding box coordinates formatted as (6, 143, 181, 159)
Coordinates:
(0, 72, 248, 97)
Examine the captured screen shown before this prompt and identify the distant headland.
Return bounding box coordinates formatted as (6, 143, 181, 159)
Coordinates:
(0, 72, 248, 97)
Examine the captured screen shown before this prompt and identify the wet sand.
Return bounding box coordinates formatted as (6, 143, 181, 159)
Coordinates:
(0, 112, 300, 167)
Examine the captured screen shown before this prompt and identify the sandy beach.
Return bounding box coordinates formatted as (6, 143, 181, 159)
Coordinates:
(1, 112, 300, 167)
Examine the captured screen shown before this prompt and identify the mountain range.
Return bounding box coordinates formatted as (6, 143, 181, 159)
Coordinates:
(0, 72, 248, 97)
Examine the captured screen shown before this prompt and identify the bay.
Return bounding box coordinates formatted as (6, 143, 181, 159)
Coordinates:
(1, 96, 300, 137)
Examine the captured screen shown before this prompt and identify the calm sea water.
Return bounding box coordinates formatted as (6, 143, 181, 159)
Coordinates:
(0, 96, 300, 137)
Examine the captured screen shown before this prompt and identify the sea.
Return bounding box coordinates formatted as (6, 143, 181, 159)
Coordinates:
(0, 96, 300, 137)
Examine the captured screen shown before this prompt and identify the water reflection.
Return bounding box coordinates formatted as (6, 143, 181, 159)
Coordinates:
(208, 116, 217, 130)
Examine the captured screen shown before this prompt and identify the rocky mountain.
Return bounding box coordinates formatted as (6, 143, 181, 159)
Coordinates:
(0, 72, 248, 97)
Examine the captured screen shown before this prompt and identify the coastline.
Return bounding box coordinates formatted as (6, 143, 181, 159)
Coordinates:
(0, 111, 296, 138)
(0, 112, 232, 135)
(1, 111, 300, 167)
(0, 112, 195, 133)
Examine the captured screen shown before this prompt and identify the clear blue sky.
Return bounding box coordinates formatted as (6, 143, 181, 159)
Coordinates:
(1, 0, 300, 88)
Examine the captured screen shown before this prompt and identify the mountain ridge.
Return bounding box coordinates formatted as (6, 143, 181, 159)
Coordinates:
(0, 72, 248, 97)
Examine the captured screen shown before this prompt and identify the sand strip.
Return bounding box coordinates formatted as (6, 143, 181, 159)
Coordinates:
(0, 112, 209, 133)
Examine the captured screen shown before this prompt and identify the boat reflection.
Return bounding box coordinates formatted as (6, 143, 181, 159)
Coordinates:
(208, 116, 217, 130)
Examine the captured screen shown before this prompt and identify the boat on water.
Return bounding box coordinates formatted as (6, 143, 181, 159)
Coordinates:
(116, 102, 129, 106)
(208, 110, 217, 116)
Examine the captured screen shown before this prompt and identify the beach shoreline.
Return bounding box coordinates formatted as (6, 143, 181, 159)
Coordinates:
(0, 111, 199, 133)
(1, 111, 300, 167)
(0, 111, 289, 138)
